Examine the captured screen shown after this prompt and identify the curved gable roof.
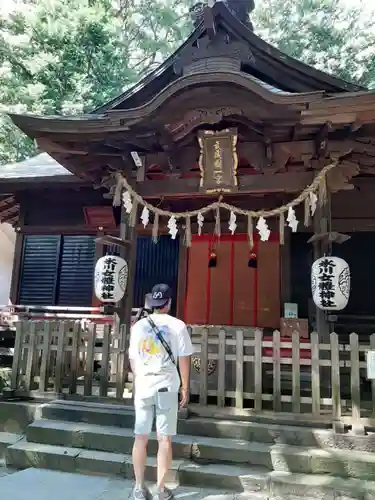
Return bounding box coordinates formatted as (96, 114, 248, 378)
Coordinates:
(95, 2, 363, 114)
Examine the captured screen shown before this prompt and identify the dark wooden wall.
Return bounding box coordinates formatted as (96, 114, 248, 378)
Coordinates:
(21, 188, 108, 227)
(15, 189, 181, 309)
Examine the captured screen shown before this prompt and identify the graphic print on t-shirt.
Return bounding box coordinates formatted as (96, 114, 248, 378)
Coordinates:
(137, 325, 172, 369)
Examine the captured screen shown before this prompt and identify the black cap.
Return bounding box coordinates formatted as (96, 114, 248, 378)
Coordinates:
(148, 283, 172, 308)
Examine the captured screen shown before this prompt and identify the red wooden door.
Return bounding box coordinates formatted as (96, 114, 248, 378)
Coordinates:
(184, 234, 280, 328)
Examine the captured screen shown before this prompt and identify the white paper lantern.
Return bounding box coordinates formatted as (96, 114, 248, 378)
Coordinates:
(311, 256, 350, 311)
(94, 255, 128, 303)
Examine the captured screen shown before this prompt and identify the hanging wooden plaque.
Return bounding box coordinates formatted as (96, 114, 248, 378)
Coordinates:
(198, 128, 238, 194)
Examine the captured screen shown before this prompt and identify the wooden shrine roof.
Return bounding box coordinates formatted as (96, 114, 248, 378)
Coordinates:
(6, 1, 375, 204)
(1, 154, 71, 181)
(95, 2, 362, 114)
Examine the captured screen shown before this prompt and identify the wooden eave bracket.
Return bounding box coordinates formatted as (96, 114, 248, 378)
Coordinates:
(95, 235, 131, 248)
(307, 232, 351, 245)
(203, 6, 216, 39)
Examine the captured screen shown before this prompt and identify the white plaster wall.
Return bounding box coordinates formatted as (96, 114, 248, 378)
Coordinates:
(0, 223, 16, 305)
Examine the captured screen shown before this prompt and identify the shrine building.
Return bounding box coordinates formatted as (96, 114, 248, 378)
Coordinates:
(2, 0, 375, 338)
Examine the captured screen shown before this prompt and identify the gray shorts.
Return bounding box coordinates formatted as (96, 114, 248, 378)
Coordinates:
(134, 391, 179, 436)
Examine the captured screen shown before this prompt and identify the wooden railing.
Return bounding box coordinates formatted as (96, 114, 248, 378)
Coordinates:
(10, 320, 129, 400)
(7, 321, 375, 432)
(0, 304, 141, 327)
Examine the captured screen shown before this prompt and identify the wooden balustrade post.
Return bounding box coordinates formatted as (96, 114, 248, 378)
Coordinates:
(54, 321, 66, 394)
(292, 330, 301, 413)
(99, 324, 111, 397)
(330, 332, 344, 433)
(217, 329, 226, 407)
(350, 332, 364, 435)
(11, 321, 24, 391)
(84, 323, 96, 396)
(310, 331, 321, 417)
(25, 321, 37, 392)
(273, 329, 281, 412)
(69, 321, 80, 395)
(199, 328, 208, 405)
(254, 328, 262, 412)
(39, 322, 52, 393)
(235, 329, 244, 409)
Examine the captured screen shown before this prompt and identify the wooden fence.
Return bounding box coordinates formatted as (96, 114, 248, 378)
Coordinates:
(10, 320, 129, 400)
(8, 321, 375, 432)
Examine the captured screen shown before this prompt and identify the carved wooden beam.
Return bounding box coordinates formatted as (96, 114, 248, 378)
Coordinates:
(308, 232, 351, 245)
(314, 122, 333, 157)
(156, 129, 187, 175)
(36, 138, 88, 155)
(134, 171, 314, 198)
(36, 137, 125, 157)
(95, 235, 131, 248)
(326, 160, 360, 192)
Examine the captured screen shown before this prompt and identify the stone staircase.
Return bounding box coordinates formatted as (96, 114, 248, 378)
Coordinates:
(4, 400, 375, 499)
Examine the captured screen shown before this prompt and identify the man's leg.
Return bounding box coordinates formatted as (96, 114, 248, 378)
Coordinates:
(133, 399, 153, 499)
(154, 393, 179, 500)
(156, 434, 173, 491)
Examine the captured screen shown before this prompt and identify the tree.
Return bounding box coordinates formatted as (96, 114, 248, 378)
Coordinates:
(253, 0, 375, 88)
(0, 0, 192, 163)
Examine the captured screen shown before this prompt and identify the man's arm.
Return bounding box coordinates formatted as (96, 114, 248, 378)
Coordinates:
(179, 356, 190, 391)
(177, 323, 194, 408)
(178, 356, 191, 408)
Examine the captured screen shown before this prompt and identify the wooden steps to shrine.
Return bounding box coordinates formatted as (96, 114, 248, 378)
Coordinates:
(4, 400, 375, 499)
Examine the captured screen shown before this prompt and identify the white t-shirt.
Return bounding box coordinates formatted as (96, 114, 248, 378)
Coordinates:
(129, 313, 194, 400)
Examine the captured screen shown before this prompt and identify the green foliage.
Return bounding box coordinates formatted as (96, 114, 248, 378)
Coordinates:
(1, 0, 375, 164)
(253, 0, 375, 87)
(0, 0, 192, 163)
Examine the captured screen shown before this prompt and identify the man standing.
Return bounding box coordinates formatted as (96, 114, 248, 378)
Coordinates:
(129, 284, 193, 500)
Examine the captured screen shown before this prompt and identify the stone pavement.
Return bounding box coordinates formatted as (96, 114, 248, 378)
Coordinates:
(0, 468, 248, 500)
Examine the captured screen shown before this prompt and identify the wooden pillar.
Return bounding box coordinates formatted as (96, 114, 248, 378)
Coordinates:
(280, 230, 291, 307)
(117, 205, 137, 325)
(113, 203, 137, 395)
(313, 194, 331, 341)
(9, 229, 23, 305)
(9, 198, 25, 305)
(92, 228, 104, 306)
(176, 238, 188, 321)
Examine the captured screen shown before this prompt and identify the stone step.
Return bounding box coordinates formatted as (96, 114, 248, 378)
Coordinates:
(0, 432, 22, 458)
(25, 418, 375, 479)
(6, 439, 375, 499)
(41, 401, 135, 428)
(40, 400, 375, 452)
